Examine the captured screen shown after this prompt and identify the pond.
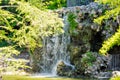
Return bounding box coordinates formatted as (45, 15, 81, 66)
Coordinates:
(2, 75, 97, 80)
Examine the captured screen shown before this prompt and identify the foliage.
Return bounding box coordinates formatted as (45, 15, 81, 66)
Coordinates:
(94, 0, 120, 25)
(81, 52, 96, 67)
(0, 0, 64, 72)
(26, 0, 66, 10)
(27, 0, 44, 9)
(44, 0, 66, 9)
(95, 0, 120, 55)
(68, 12, 78, 34)
(0, 46, 29, 72)
(110, 76, 120, 80)
(99, 27, 120, 55)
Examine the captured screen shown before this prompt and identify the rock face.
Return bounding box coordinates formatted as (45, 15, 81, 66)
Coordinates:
(84, 53, 112, 77)
(67, 0, 94, 7)
(56, 61, 74, 77)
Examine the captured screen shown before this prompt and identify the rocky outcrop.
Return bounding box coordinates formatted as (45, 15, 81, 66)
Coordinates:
(67, 0, 94, 7)
(57, 2, 119, 78)
(56, 61, 74, 77)
(84, 53, 112, 77)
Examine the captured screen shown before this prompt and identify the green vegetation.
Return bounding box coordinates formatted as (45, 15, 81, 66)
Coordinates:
(95, 0, 120, 55)
(27, 0, 44, 9)
(0, 0, 63, 72)
(99, 27, 120, 55)
(27, 0, 66, 10)
(44, 0, 67, 9)
(81, 52, 96, 68)
(110, 76, 120, 80)
(68, 12, 78, 34)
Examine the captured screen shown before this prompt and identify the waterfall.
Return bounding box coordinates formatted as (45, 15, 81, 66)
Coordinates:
(39, 16, 71, 75)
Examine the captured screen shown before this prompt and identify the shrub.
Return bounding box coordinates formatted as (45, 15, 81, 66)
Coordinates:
(81, 52, 96, 67)
(0, 0, 63, 73)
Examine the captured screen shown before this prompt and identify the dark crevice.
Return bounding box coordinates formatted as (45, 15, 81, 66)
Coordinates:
(90, 31, 103, 52)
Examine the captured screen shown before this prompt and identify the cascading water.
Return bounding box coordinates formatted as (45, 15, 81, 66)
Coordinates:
(38, 16, 72, 76)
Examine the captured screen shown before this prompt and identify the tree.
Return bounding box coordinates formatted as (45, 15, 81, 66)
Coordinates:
(0, 0, 63, 72)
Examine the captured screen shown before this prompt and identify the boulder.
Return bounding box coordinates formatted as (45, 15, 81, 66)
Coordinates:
(56, 61, 74, 77)
(84, 53, 111, 77)
(112, 71, 120, 77)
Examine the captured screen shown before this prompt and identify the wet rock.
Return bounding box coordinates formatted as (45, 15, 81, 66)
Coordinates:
(98, 72, 112, 78)
(84, 52, 111, 77)
(56, 61, 74, 77)
(117, 15, 120, 25)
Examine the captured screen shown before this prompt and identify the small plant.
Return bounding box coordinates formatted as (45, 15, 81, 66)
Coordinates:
(81, 52, 96, 67)
(68, 12, 78, 34)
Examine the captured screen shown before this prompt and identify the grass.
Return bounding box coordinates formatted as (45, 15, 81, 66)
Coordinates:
(2, 75, 82, 80)
(4, 75, 119, 80)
